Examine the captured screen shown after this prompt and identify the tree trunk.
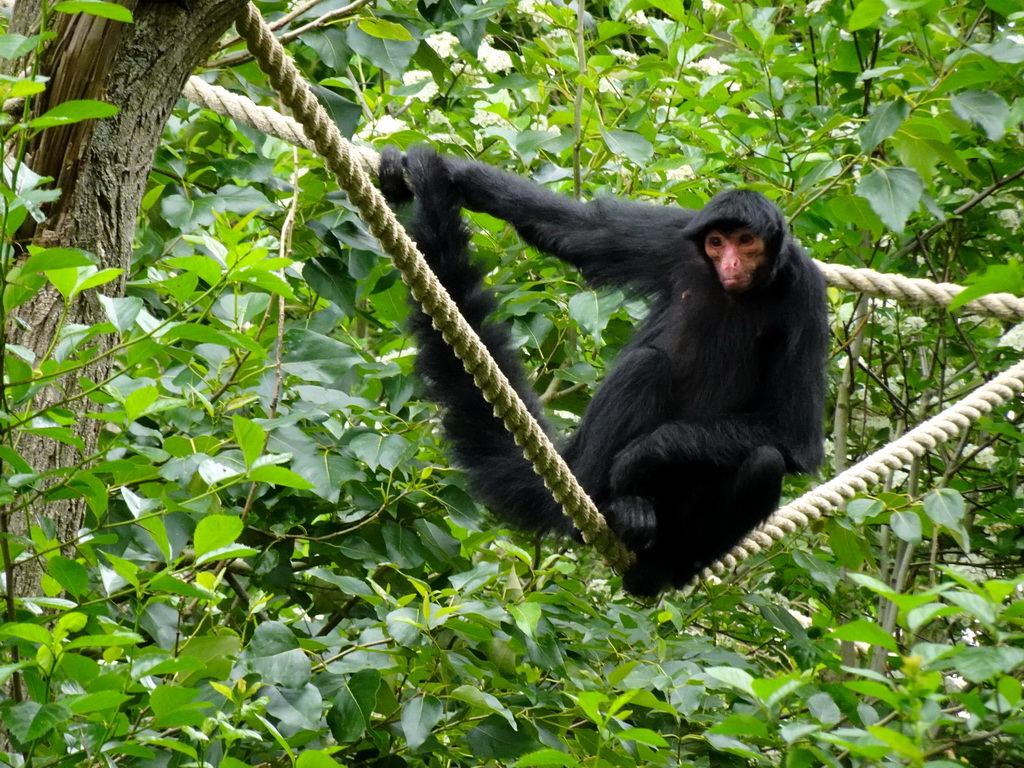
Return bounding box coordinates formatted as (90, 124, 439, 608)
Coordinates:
(1, 0, 248, 630)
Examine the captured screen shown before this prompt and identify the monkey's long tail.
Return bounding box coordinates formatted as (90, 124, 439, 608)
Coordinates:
(385, 147, 574, 537)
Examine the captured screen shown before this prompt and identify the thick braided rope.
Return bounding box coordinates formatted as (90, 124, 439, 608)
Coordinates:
(821, 263, 1024, 320)
(234, 4, 633, 571)
(182, 78, 1024, 323)
(702, 359, 1024, 578)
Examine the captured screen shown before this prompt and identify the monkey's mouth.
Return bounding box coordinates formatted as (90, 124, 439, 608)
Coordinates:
(722, 277, 749, 292)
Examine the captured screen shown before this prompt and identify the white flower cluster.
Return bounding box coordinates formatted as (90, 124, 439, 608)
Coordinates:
(478, 38, 513, 74)
(516, 0, 550, 24)
(693, 57, 730, 76)
(703, 0, 726, 13)
(665, 165, 696, 181)
(806, 0, 829, 13)
(977, 446, 999, 469)
(402, 70, 438, 101)
(998, 322, 1024, 351)
(901, 315, 927, 335)
(426, 31, 459, 59)
(997, 208, 1021, 231)
(610, 48, 639, 66)
(354, 114, 408, 141)
(471, 108, 510, 128)
(626, 10, 648, 25)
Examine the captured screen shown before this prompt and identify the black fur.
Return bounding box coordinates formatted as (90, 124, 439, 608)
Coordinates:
(377, 146, 828, 597)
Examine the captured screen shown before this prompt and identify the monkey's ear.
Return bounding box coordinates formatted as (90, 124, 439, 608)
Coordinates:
(378, 146, 414, 205)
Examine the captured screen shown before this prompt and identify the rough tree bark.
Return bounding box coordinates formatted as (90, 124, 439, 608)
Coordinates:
(1, 0, 248, 630)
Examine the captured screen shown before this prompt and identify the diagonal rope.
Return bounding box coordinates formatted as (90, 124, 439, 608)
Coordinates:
(233, 3, 634, 572)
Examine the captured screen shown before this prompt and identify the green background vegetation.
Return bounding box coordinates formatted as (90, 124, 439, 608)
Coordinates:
(2, 0, 1024, 766)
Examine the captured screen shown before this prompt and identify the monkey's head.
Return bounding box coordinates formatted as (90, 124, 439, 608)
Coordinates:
(682, 189, 789, 293)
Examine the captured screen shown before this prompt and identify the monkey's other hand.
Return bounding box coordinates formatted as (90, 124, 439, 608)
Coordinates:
(605, 495, 657, 552)
(378, 146, 414, 206)
(609, 439, 657, 495)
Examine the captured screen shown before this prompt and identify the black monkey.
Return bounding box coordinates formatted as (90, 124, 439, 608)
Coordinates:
(377, 146, 828, 596)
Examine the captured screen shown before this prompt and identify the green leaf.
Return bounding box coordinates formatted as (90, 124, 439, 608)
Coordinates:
(400, 695, 443, 750)
(347, 23, 418, 76)
(357, 18, 413, 41)
(466, 715, 538, 760)
(47, 555, 89, 597)
(890, 510, 922, 543)
(328, 669, 381, 743)
(830, 619, 898, 652)
(0, 623, 52, 644)
(867, 725, 923, 760)
(706, 667, 756, 696)
(855, 166, 923, 233)
(97, 295, 143, 332)
(164, 254, 223, 286)
(194, 515, 244, 560)
(247, 465, 316, 489)
(123, 385, 159, 422)
(149, 685, 207, 728)
(349, 432, 414, 472)
(19, 247, 96, 272)
(951, 90, 1009, 141)
(600, 127, 654, 164)
(616, 726, 670, 746)
(29, 99, 118, 129)
(516, 749, 577, 766)
(0, 33, 37, 59)
(67, 690, 131, 715)
(4, 701, 72, 742)
(859, 100, 909, 152)
(233, 415, 267, 468)
(848, 0, 887, 29)
(452, 685, 516, 729)
(54, 0, 134, 21)
(296, 751, 345, 768)
(923, 488, 969, 550)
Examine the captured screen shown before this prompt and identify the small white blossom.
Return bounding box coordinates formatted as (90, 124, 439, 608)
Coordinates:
(355, 114, 408, 140)
(471, 108, 509, 128)
(610, 47, 639, 66)
(973, 446, 999, 469)
(997, 208, 1021, 231)
(626, 10, 648, 25)
(517, 0, 550, 23)
(806, 0, 829, 13)
(426, 109, 452, 128)
(998, 322, 1024, 351)
(665, 165, 696, 182)
(478, 38, 513, 73)
(693, 57, 730, 76)
(901, 315, 927, 335)
(703, 0, 726, 13)
(426, 31, 459, 58)
(402, 70, 438, 101)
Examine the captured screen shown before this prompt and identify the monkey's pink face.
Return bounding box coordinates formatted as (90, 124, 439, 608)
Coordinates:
(703, 228, 766, 293)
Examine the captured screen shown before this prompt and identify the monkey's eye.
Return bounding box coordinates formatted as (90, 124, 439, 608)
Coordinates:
(707, 236, 724, 248)
(738, 233, 755, 245)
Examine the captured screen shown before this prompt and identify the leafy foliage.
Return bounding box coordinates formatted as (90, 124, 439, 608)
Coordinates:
(2, 1, 1024, 766)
